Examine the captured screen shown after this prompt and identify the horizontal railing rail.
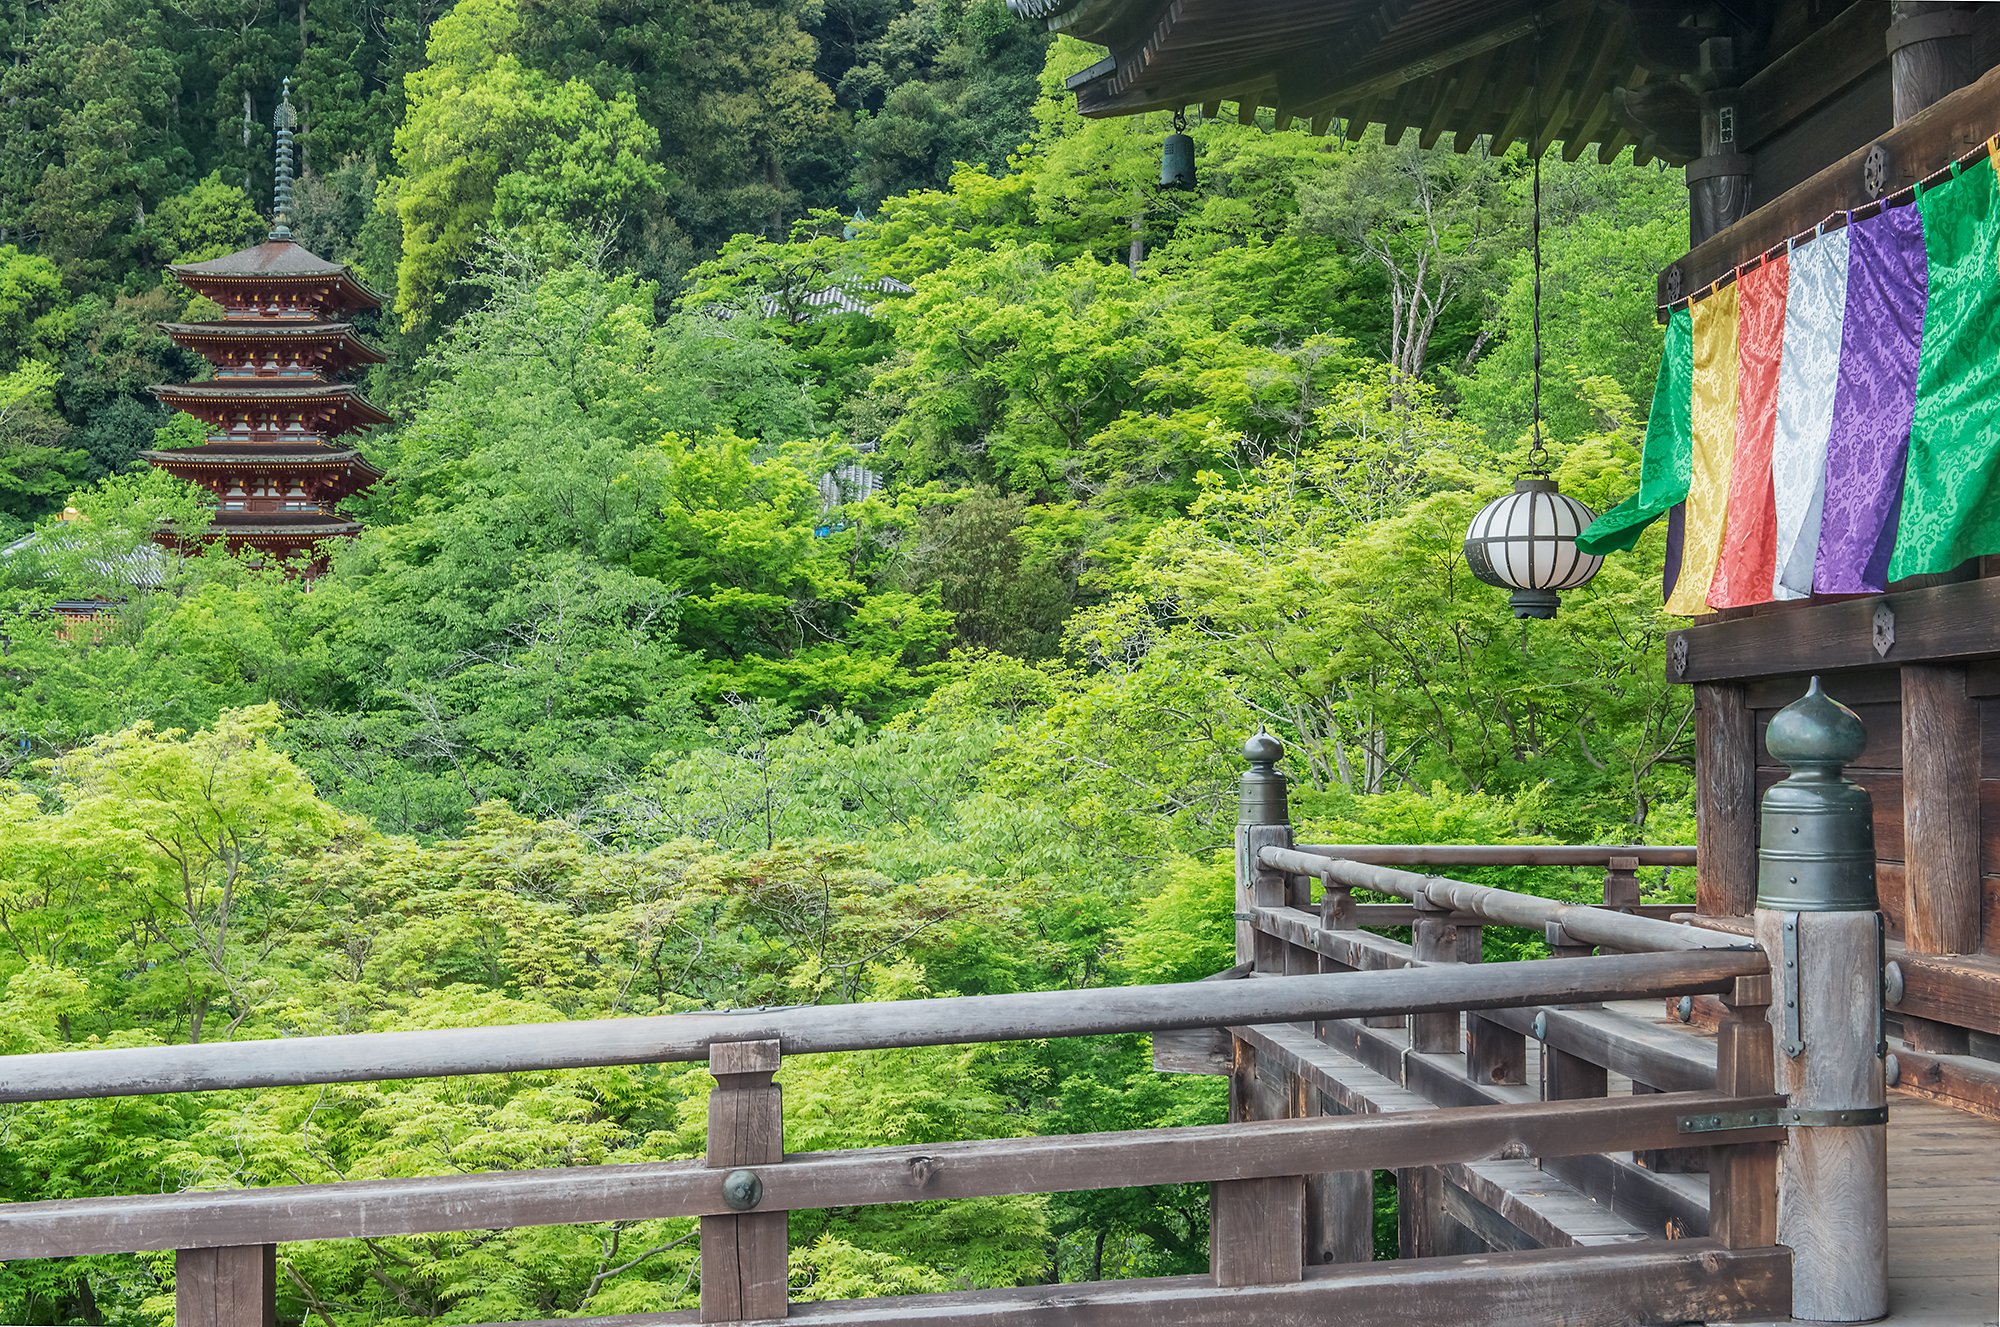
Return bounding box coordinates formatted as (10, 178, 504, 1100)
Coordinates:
(1260, 847, 1744, 954)
(0, 1090, 1785, 1259)
(1294, 844, 1697, 866)
(0, 950, 1762, 1103)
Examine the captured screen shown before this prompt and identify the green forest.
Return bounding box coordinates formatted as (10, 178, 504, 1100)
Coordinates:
(0, 0, 1695, 1320)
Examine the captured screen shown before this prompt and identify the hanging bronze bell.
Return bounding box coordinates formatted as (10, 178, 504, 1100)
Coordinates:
(1161, 109, 1195, 189)
(1756, 677, 1879, 912)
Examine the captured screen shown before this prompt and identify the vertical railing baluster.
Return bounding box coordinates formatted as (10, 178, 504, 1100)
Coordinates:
(176, 1245, 276, 1327)
(701, 1039, 787, 1322)
(1709, 972, 1778, 1251)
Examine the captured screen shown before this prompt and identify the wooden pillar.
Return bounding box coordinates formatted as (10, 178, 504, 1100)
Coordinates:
(1696, 682, 1759, 917)
(1889, 2, 1980, 125)
(1757, 910, 1888, 1323)
(1688, 38, 1752, 246)
(701, 1039, 787, 1323)
(176, 1246, 276, 1327)
(1903, 665, 1980, 957)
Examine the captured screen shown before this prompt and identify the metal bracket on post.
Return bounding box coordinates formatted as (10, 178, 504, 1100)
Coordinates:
(1679, 1105, 1887, 1134)
(1779, 914, 1804, 1058)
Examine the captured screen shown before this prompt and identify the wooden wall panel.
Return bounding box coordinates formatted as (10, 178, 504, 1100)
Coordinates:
(1984, 876, 2000, 955)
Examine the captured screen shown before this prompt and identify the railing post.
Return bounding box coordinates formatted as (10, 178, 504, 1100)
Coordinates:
(1304, 866, 1373, 1264)
(176, 1245, 275, 1327)
(1753, 680, 1887, 1323)
(1408, 891, 1461, 1054)
(1398, 886, 1461, 1258)
(1235, 732, 1293, 977)
(1217, 732, 1308, 1282)
(1709, 972, 1778, 1251)
(1542, 924, 1609, 1102)
(702, 1039, 787, 1322)
(1602, 854, 1641, 912)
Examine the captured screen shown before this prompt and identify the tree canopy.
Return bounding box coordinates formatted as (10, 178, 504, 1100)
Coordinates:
(0, 11, 1695, 1320)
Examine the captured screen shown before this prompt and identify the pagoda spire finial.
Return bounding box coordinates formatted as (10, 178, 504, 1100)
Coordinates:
(271, 77, 297, 241)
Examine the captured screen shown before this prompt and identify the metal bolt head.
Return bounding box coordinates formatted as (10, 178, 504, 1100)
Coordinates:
(1883, 961, 1905, 1006)
(722, 1168, 764, 1212)
(1532, 1012, 1547, 1040)
(1885, 1054, 1901, 1088)
(1676, 995, 1694, 1024)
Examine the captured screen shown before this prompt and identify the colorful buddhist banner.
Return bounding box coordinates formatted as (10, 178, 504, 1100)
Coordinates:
(1580, 146, 2000, 613)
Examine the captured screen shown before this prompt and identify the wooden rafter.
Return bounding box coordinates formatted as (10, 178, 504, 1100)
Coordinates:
(1272, 0, 1421, 116)
(1281, 0, 1564, 120)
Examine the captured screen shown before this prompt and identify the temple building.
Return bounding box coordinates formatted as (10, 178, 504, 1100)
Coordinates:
(145, 81, 388, 567)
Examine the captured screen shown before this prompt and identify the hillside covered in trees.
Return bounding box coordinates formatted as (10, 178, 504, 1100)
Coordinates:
(0, 2, 1692, 1320)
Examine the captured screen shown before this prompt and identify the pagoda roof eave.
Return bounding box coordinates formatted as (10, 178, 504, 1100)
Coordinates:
(148, 383, 393, 429)
(159, 322, 390, 365)
(141, 447, 384, 480)
(167, 241, 385, 310)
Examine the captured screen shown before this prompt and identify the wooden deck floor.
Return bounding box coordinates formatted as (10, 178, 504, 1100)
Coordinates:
(1734, 1091, 2000, 1326)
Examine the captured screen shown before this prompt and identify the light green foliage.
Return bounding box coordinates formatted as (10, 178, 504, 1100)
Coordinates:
(147, 174, 265, 264)
(0, 247, 68, 367)
(0, 21, 1706, 1318)
(386, 0, 666, 326)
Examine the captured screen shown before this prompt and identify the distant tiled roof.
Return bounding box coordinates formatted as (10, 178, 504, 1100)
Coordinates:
(210, 512, 362, 535)
(0, 528, 171, 589)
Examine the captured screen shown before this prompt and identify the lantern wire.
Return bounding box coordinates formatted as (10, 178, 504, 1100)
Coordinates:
(1526, 21, 1549, 478)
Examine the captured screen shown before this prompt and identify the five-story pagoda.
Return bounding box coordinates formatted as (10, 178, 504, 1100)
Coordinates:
(145, 81, 387, 566)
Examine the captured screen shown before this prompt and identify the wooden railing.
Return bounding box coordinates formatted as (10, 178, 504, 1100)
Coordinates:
(0, 935, 1787, 1326)
(1292, 842, 1696, 927)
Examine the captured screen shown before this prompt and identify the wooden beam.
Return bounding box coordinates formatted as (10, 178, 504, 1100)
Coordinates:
(0, 1093, 1786, 1259)
(0, 951, 1767, 1104)
(1736, 1, 1887, 153)
(1296, 1018, 1717, 1241)
(1668, 576, 2000, 682)
(1707, 976, 1778, 1252)
(476, 1242, 1790, 1327)
(1657, 57, 2000, 316)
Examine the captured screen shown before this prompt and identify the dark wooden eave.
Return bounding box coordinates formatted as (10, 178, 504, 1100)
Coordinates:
(1018, 0, 1898, 167)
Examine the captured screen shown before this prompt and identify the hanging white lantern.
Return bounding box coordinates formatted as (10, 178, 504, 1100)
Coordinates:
(1463, 478, 1602, 619)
